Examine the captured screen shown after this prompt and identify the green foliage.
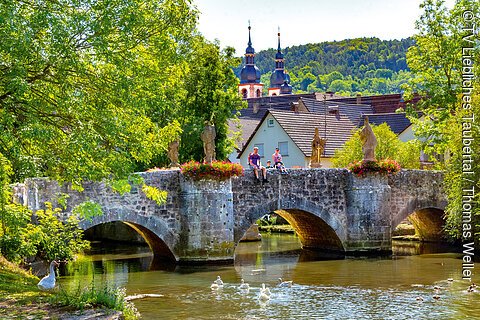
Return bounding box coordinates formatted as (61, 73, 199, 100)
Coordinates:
(109, 179, 132, 195)
(0, 203, 37, 263)
(0, 0, 195, 184)
(72, 201, 103, 223)
(403, 0, 480, 241)
(56, 193, 70, 210)
(0, 201, 90, 263)
(348, 159, 401, 177)
(109, 173, 146, 195)
(238, 37, 415, 95)
(404, 0, 479, 160)
(33, 203, 90, 261)
(180, 161, 244, 181)
(51, 284, 139, 319)
(256, 215, 278, 227)
(141, 185, 168, 206)
(177, 38, 246, 163)
(0, 155, 88, 262)
(332, 123, 421, 169)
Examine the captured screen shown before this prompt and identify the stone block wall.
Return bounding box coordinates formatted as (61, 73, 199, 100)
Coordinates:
(13, 168, 446, 263)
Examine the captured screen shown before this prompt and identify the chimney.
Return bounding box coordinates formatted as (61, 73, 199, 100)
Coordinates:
(356, 93, 362, 104)
(291, 102, 299, 113)
(328, 105, 339, 114)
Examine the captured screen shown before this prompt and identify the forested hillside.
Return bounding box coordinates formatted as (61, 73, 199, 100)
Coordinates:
(237, 37, 415, 96)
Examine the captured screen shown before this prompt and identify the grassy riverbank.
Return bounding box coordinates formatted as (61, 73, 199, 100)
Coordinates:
(258, 224, 296, 234)
(0, 255, 55, 319)
(0, 256, 131, 319)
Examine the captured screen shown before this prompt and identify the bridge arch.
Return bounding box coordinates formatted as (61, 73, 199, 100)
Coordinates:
(392, 198, 447, 242)
(235, 196, 346, 252)
(80, 212, 177, 262)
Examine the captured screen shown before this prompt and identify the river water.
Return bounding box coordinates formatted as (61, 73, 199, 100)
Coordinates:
(58, 234, 479, 319)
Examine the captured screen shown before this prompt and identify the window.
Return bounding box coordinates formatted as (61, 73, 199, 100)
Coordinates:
(278, 141, 288, 156)
(256, 89, 261, 97)
(241, 88, 248, 99)
(254, 143, 264, 158)
(267, 118, 275, 127)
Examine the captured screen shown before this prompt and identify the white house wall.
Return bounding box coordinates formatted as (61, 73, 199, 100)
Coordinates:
(398, 125, 415, 142)
(398, 115, 427, 143)
(238, 114, 306, 168)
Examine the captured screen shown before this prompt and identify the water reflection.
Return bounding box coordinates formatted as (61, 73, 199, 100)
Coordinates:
(392, 240, 460, 256)
(58, 234, 479, 320)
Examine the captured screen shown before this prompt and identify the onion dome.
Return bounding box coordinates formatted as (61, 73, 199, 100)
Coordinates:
(280, 81, 292, 94)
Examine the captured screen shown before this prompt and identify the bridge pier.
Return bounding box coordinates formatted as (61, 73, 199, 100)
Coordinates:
(345, 175, 392, 254)
(177, 178, 235, 264)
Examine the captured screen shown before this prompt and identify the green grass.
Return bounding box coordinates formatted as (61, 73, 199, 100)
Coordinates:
(0, 255, 41, 298)
(0, 255, 138, 319)
(0, 255, 54, 319)
(51, 284, 139, 319)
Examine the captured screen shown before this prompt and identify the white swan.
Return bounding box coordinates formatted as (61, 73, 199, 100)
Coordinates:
(261, 283, 271, 296)
(37, 260, 59, 291)
(259, 290, 270, 302)
(259, 283, 271, 302)
(278, 278, 293, 288)
(214, 276, 224, 286)
(239, 279, 250, 290)
(211, 276, 224, 290)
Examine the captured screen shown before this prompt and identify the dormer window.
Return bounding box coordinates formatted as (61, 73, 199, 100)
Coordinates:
(328, 105, 339, 114)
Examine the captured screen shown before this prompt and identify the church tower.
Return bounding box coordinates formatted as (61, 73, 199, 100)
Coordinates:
(268, 28, 292, 96)
(238, 23, 264, 99)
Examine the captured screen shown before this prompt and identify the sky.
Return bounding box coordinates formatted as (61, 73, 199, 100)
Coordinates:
(196, 0, 455, 55)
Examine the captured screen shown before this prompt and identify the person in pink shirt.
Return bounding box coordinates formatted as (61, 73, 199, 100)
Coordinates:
(272, 148, 287, 173)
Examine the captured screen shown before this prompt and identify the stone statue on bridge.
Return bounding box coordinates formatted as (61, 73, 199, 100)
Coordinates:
(201, 121, 216, 164)
(167, 140, 180, 168)
(310, 127, 326, 168)
(359, 116, 377, 161)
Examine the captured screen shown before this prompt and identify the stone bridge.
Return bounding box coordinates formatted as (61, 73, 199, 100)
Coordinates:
(14, 169, 446, 264)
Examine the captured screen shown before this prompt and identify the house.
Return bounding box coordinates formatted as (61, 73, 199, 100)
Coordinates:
(237, 109, 361, 168)
(359, 112, 413, 140)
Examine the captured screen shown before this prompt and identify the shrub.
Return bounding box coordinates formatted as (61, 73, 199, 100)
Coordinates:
(180, 161, 244, 181)
(51, 284, 139, 319)
(332, 123, 421, 169)
(348, 159, 401, 177)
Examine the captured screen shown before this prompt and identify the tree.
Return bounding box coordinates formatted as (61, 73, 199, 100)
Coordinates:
(404, 0, 480, 241)
(332, 123, 421, 169)
(177, 38, 245, 162)
(0, 0, 196, 185)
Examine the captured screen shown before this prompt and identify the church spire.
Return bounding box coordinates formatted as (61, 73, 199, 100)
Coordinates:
(248, 20, 252, 47)
(269, 26, 291, 95)
(245, 20, 255, 56)
(275, 26, 284, 66)
(277, 26, 281, 52)
(239, 22, 261, 84)
(238, 22, 264, 98)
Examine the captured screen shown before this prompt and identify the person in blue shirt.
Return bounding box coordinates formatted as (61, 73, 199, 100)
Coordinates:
(248, 147, 268, 183)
